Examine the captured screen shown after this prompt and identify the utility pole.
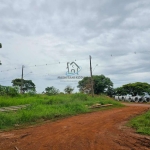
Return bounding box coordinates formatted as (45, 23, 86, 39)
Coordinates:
(89, 55, 94, 97)
(20, 65, 24, 94)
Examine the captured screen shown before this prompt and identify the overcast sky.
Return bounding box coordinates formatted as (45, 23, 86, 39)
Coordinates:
(0, 0, 150, 93)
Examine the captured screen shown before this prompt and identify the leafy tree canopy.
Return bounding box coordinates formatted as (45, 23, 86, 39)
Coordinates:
(115, 82, 150, 96)
(0, 85, 19, 97)
(12, 78, 36, 93)
(0, 43, 2, 48)
(77, 75, 113, 95)
(45, 86, 59, 95)
(64, 85, 74, 94)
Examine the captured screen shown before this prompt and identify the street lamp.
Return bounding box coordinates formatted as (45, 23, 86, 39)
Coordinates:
(93, 64, 98, 73)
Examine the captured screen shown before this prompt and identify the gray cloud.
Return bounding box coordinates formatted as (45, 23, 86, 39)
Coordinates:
(0, 0, 150, 92)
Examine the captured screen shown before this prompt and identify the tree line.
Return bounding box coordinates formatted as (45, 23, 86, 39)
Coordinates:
(0, 78, 74, 96)
(0, 75, 150, 97)
(78, 75, 150, 96)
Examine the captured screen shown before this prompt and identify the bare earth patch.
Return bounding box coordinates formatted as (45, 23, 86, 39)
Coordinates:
(0, 103, 150, 150)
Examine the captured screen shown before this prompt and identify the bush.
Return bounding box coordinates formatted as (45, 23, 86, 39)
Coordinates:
(27, 91, 36, 96)
(0, 85, 19, 97)
(71, 93, 88, 101)
(45, 86, 59, 96)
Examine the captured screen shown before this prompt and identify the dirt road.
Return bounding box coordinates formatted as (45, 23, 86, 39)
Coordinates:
(0, 104, 150, 150)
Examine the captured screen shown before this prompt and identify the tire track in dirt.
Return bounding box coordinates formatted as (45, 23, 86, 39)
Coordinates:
(0, 104, 150, 150)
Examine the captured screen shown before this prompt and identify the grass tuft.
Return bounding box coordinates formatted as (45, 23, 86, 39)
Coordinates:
(0, 94, 122, 130)
(128, 110, 150, 135)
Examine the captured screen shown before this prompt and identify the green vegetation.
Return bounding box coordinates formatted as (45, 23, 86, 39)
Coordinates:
(0, 94, 122, 130)
(115, 82, 150, 96)
(128, 110, 150, 135)
(78, 75, 114, 96)
(45, 86, 59, 95)
(64, 85, 74, 94)
(0, 85, 19, 97)
(12, 78, 36, 93)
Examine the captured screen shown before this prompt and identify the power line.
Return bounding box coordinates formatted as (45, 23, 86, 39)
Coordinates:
(0, 50, 150, 73)
(0, 53, 150, 84)
(0, 60, 78, 72)
(1, 66, 150, 82)
(0, 51, 140, 72)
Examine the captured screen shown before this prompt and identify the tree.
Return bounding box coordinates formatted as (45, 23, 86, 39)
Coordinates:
(0, 85, 19, 97)
(45, 86, 59, 95)
(12, 78, 36, 93)
(77, 77, 91, 93)
(77, 75, 113, 95)
(64, 85, 74, 94)
(105, 87, 115, 97)
(115, 82, 150, 96)
(114, 87, 127, 95)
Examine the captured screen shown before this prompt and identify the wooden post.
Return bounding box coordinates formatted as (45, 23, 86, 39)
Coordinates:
(20, 65, 24, 94)
(89, 55, 94, 97)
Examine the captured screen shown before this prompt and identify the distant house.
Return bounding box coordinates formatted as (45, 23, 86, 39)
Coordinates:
(66, 62, 80, 75)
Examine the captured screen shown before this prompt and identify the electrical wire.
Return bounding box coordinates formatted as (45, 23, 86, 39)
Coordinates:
(0, 52, 150, 82)
(0, 51, 142, 72)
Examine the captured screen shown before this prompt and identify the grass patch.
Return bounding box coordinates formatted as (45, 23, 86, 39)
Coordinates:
(0, 94, 123, 130)
(128, 110, 150, 135)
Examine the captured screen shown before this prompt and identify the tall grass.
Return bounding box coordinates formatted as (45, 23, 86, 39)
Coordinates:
(0, 93, 123, 130)
(0, 94, 43, 107)
(128, 110, 150, 135)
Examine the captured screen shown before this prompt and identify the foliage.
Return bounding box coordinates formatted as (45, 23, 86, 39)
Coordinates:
(115, 82, 150, 96)
(105, 87, 115, 97)
(12, 78, 36, 93)
(71, 93, 88, 101)
(0, 94, 122, 130)
(78, 77, 91, 93)
(78, 75, 113, 95)
(64, 85, 74, 94)
(45, 86, 59, 95)
(128, 110, 150, 135)
(0, 85, 19, 97)
(60, 92, 64, 94)
(26, 91, 37, 96)
(114, 87, 127, 95)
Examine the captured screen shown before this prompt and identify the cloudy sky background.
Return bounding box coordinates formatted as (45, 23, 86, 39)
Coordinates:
(0, 0, 150, 93)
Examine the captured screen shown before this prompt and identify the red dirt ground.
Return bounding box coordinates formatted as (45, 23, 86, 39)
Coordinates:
(0, 103, 150, 150)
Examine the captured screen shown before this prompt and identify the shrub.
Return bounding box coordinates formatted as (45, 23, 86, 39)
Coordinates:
(71, 93, 88, 101)
(0, 85, 19, 97)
